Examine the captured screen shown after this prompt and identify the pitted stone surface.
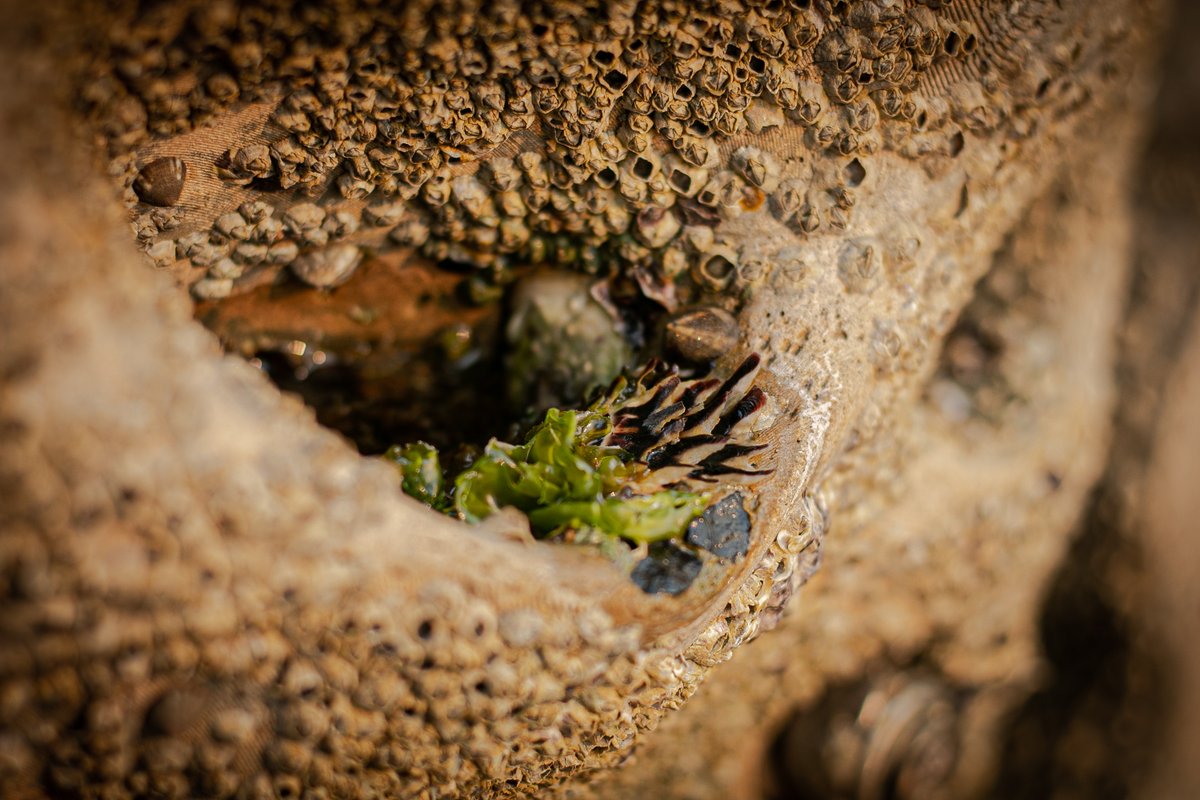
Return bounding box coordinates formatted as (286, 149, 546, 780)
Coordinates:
(78, 0, 1075, 300)
(0, 0, 1167, 798)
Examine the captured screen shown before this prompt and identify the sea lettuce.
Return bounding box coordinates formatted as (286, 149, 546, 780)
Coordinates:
(388, 407, 707, 544)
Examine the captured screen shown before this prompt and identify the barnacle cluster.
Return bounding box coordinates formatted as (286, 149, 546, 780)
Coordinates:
(385, 354, 772, 594)
(85, 0, 989, 300)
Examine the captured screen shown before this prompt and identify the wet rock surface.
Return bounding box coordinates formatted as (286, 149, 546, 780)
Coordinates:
(685, 492, 751, 560)
(197, 251, 511, 454)
(631, 543, 705, 596)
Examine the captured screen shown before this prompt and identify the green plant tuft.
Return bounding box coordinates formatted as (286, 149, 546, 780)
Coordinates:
(387, 407, 708, 545)
(382, 441, 448, 512)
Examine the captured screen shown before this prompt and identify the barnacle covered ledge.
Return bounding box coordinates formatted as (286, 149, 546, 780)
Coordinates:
(0, 0, 1168, 797)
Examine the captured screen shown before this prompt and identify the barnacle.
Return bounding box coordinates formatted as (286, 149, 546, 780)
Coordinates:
(290, 242, 363, 288)
(95, 0, 991, 297)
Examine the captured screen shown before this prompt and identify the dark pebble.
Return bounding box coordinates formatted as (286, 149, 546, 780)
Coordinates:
(631, 542, 703, 595)
(685, 492, 751, 560)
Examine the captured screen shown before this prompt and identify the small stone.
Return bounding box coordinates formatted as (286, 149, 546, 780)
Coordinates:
(504, 270, 631, 411)
(685, 492, 751, 560)
(631, 542, 703, 595)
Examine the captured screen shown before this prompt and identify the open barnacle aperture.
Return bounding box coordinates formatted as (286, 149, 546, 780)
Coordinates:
(385, 353, 774, 595)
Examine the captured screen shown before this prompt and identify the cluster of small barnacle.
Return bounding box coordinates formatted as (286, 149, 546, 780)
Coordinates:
(683, 491, 826, 669)
(94, 0, 984, 298)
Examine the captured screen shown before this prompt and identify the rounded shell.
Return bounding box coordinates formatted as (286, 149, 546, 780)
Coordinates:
(664, 306, 739, 364)
(290, 243, 363, 289)
(133, 157, 187, 206)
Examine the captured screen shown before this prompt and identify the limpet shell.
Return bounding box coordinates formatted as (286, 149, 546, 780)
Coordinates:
(133, 156, 187, 206)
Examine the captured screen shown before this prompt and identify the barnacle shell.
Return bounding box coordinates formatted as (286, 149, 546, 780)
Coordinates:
(209, 256, 245, 280)
(149, 207, 181, 231)
(283, 203, 325, 234)
(239, 200, 273, 223)
(693, 247, 739, 292)
(732, 146, 780, 193)
(635, 206, 682, 249)
(218, 144, 273, 184)
(214, 211, 251, 240)
(104, 0, 988, 309)
(389, 217, 430, 247)
(662, 156, 710, 198)
(145, 239, 176, 267)
(290, 243, 363, 289)
(266, 240, 300, 265)
(190, 276, 233, 300)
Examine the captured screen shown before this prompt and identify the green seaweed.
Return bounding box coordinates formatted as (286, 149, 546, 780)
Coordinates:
(388, 407, 708, 545)
(382, 441, 448, 512)
(526, 492, 707, 543)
